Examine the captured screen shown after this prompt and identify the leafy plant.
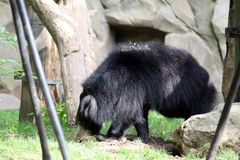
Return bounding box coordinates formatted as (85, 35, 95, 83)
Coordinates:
(0, 26, 18, 48)
(0, 26, 23, 78)
(0, 58, 23, 77)
(42, 102, 68, 125)
(56, 102, 68, 125)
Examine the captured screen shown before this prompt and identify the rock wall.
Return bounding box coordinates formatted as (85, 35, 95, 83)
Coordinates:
(87, 0, 229, 96)
(0, 0, 21, 100)
(0, 0, 229, 103)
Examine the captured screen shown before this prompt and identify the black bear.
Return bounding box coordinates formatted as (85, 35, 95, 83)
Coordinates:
(76, 41, 217, 142)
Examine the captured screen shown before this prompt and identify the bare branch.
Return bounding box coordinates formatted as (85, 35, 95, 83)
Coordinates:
(28, 0, 81, 54)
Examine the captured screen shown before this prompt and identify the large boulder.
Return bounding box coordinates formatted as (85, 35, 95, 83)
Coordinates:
(173, 103, 240, 155)
(97, 0, 228, 96)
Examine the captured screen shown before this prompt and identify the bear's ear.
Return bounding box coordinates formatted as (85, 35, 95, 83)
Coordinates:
(80, 95, 98, 119)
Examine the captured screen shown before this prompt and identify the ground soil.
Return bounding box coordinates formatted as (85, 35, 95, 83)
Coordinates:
(96, 134, 183, 159)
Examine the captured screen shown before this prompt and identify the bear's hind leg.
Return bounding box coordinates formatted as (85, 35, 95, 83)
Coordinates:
(134, 105, 150, 143)
(106, 121, 130, 140)
(134, 118, 149, 143)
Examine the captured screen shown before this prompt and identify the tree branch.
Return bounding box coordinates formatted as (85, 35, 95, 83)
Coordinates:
(28, 0, 96, 124)
(28, 0, 81, 54)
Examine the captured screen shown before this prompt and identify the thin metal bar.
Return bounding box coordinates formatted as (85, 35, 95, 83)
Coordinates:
(15, 1, 70, 159)
(206, 62, 240, 160)
(9, 0, 51, 159)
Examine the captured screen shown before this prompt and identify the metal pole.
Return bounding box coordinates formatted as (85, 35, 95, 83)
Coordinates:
(15, 0, 70, 159)
(206, 62, 240, 160)
(9, 0, 51, 159)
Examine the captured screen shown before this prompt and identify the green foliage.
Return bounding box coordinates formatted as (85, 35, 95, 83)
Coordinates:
(148, 111, 184, 140)
(0, 26, 18, 48)
(56, 102, 68, 125)
(42, 102, 68, 125)
(184, 153, 205, 160)
(100, 111, 184, 141)
(216, 147, 239, 160)
(0, 58, 23, 77)
(100, 121, 111, 135)
(0, 26, 23, 78)
(115, 147, 169, 160)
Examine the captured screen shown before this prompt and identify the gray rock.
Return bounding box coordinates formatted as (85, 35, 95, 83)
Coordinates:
(166, 0, 196, 29)
(0, 93, 20, 109)
(101, 0, 189, 33)
(212, 0, 229, 59)
(102, 0, 220, 47)
(187, 0, 215, 37)
(86, 0, 115, 64)
(0, 0, 8, 4)
(173, 103, 240, 155)
(187, 0, 223, 67)
(165, 32, 223, 93)
(100, 0, 225, 98)
(0, 1, 11, 25)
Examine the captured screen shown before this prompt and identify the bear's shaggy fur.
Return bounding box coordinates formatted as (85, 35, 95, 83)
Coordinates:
(76, 41, 217, 142)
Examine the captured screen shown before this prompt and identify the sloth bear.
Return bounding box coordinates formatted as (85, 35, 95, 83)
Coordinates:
(76, 41, 217, 142)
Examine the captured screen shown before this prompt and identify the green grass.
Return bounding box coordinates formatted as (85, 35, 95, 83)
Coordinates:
(0, 110, 238, 160)
(100, 111, 184, 141)
(216, 147, 239, 160)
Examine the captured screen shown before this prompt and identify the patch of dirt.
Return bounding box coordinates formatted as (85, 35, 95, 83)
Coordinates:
(96, 134, 182, 158)
(96, 137, 146, 153)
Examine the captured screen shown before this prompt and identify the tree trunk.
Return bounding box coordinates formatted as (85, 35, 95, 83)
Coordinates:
(28, 0, 96, 124)
(19, 79, 34, 122)
(222, 0, 240, 101)
(19, 3, 62, 122)
(28, 5, 63, 106)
